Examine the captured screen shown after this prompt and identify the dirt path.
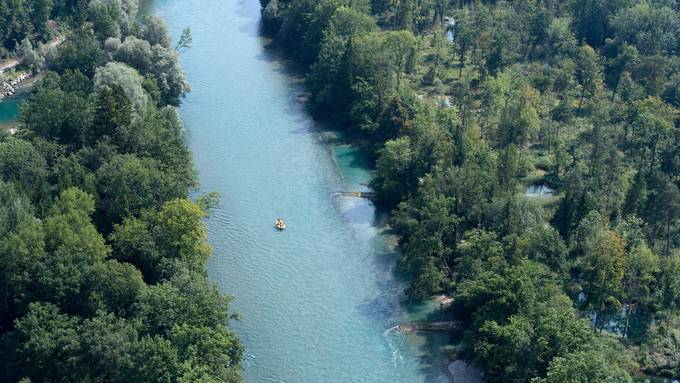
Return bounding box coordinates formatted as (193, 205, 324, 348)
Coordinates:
(0, 59, 19, 73)
(0, 36, 64, 74)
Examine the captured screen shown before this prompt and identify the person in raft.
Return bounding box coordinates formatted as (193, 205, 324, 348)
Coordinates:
(275, 218, 286, 230)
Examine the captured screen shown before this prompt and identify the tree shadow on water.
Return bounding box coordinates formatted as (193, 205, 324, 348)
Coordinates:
(355, 232, 476, 383)
(235, 0, 261, 21)
(354, 249, 467, 382)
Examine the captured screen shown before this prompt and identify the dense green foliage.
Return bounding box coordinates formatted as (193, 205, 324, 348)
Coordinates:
(0, 0, 54, 51)
(0, 0, 142, 48)
(263, 0, 680, 380)
(0, 5, 242, 383)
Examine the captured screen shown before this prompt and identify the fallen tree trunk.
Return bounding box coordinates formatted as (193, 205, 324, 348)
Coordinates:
(398, 321, 461, 333)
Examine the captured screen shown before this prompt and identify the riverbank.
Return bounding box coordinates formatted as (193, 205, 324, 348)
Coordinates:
(0, 72, 47, 132)
(0, 34, 64, 128)
(0, 59, 18, 73)
(255, 14, 487, 380)
(259, 15, 486, 383)
(0, 35, 63, 75)
(0, 6, 248, 381)
(1, 72, 32, 99)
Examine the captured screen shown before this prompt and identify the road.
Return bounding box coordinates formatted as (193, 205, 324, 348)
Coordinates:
(0, 37, 63, 74)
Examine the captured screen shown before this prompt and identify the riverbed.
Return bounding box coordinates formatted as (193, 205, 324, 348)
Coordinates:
(145, 0, 452, 381)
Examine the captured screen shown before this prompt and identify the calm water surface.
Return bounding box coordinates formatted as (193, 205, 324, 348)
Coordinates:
(147, 0, 445, 381)
(0, 93, 26, 130)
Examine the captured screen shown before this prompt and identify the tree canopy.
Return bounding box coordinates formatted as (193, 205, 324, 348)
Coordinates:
(0, 6, 242, 383)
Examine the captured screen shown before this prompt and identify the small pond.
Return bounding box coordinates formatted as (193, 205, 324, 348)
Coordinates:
(525, 184, 554, 198)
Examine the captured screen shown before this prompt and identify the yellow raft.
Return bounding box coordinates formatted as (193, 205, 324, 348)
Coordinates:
(275, 219, 286, 230)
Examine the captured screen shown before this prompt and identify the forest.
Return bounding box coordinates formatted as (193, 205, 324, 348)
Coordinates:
(0, 1, 243, 382)
(261, 0, 680, 381)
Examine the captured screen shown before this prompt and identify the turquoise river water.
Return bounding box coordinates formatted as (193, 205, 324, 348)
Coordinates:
(0, 93, 26, 130)
(145, 0, 450, 382)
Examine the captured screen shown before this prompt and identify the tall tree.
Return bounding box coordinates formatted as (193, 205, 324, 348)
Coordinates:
(575, 44, 601, 110)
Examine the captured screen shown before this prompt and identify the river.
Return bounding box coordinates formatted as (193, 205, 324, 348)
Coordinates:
(144, 0, 451, 382)
(0, 93, 26, 131)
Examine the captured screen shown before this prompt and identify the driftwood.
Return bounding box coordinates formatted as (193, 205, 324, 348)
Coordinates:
(398, 321, 461, 333)
(336, 191, 376, 199)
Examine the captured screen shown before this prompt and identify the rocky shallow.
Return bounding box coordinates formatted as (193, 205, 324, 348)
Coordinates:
(1, 72, 31, 99)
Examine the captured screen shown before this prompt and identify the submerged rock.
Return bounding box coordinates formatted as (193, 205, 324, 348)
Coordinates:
(448, 360, 483, 383)
(1, 72, 31, 98)
(296, 92, 311, 103)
